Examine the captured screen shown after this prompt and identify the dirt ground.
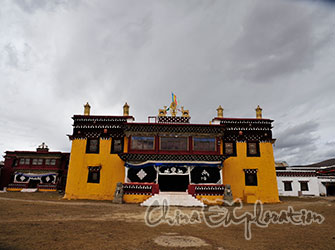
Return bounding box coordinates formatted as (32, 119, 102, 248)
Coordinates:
(0, 192, 335, 250)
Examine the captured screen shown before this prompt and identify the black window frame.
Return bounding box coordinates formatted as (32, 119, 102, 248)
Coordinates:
(247, 142, 260, 157)
(223, 141, 237, 156)
(130, 136, 155, 151)
(300, 181, 309, 191)
(244, 169, 258, 186)
(86, 138, 100, 154)
(160, 136, 189, 151)
(87, 166, 101, 184)
(193, 137, 216, 152)
(111, 138, 124, 154)
(283, 181, 293, 191)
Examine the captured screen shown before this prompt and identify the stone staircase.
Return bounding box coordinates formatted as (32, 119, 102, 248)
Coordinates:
(21, 188, 38, 192)
(140, 192, 205, 207)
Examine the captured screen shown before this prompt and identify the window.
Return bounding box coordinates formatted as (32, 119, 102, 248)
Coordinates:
(244, 169, 258, 186)
(32, 159, 38, 165)
(224, 142, 236, 156)
(111, 138, 123, 153)
(86, 138, 100, 153)
(284, 181, 293, 191)
(45, 159, 56, 165)
(300, 181, 309, 191)
(193, 137, 216, 151)
(160, 136, 188, 151)
(19, 159, 25, 165)
(130, 136, 155, 150)
(37, 159, 43, 165)
(25, 159, 30, 165)
(247, 142, 260, 157)
(87, 166, 101, 183)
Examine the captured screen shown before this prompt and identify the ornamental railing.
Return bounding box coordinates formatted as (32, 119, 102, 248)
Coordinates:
(7, 183, 28, 189)
(37, 184, 57, 190)
(123, 182, 159, 195)
(188, 184, 225, 196)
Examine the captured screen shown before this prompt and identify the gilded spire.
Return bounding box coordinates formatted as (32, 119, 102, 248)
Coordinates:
(256, 105, 262, 119)
(123, 102, 130, 116)
(217, 105, 224, 118)
(84, 102, 91, 116)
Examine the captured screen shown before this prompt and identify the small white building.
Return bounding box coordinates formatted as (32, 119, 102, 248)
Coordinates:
(276, 162, 335, 197)
(277, 170, 319, 196)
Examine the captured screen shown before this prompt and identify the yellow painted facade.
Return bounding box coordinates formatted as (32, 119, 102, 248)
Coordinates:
(123, 194, 152, 203)
(64, 138, 125, 201)
(196, 195, 224, 205)
(222, 142, 280, 203)
(65, 138, 279, 203)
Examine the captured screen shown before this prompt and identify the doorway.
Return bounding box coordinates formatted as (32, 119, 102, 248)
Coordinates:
(158, 174, 189, 192)
(326, 184, 335, 196)
(28, 179, 40, 188)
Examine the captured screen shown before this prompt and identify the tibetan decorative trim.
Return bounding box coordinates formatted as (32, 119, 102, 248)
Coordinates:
(276, 171, 316, 177)
(157, 116, 190, 124)
(88, 166, 101, 172)
(243, 169, 258, 174)
(119, 153, 227, 162)
(188, 184, 225, 196)
(123, 124, 224, 136)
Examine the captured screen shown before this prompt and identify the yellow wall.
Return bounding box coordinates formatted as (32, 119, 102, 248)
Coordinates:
(123, 194, 152, 203)
(64, 138, 125, 201)
(64, 137, 279, 204)
(196, 195, 224, 205)
(222, 142, 279, 203)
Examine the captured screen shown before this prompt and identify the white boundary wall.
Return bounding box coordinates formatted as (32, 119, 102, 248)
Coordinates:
(277, 174, 319, 196)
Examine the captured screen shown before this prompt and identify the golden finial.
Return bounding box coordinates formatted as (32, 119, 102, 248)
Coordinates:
(170, 101, 177, 117)
(158, 106, 167, 117)
(256, 105, 262, 119)
(181, 106, 189, 117)
(217, 105, 223, 118)
(123, 102, 129, 116)
(84, 102, 91, 116)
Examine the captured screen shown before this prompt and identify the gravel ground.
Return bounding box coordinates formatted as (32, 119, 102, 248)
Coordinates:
(0, 192, 334, 250)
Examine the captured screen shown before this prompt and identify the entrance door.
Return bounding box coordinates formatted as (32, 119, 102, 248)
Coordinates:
(326, 184, 335, 196)
(28, 179, 40, 188)
(158, 175, 189, 192)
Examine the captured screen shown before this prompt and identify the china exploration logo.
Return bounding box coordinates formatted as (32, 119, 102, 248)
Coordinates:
(144, 198, 325, 240)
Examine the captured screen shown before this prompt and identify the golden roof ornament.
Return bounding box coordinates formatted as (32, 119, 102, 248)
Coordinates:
(84, 102, 91, 116)
(217, 105, 224, 118)
(256, 105, 262, 119)
(123, 102, 129, 116)
(158, 93, 189, 118)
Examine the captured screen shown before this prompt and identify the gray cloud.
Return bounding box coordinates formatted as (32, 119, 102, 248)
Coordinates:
(0, 0, 334, 166)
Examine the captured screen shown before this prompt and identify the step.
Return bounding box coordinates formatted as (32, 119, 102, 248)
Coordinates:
(21, 188, 38, 193)
(141, 192, 205, 207)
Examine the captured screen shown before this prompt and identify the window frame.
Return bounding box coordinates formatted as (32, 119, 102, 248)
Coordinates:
(159, 136, 189, 151)
(86, 138, 100, 154)
(192, 137, 217, 152)
(283, 181, 293, 191)
(300, 181, 309, 191)
(111, 138, 124, 154)
(244, 169, 258, 186)
(129, 136, 155, 151)
(247, 142, 260, 157)
(87, 166, 101, 184)
(223, 141, 237, 156)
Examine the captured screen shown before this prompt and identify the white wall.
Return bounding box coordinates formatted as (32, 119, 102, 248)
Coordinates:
(277, 176, 319, 196)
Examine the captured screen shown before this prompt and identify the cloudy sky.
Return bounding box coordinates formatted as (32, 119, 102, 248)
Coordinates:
(0, 0, 334, 165)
